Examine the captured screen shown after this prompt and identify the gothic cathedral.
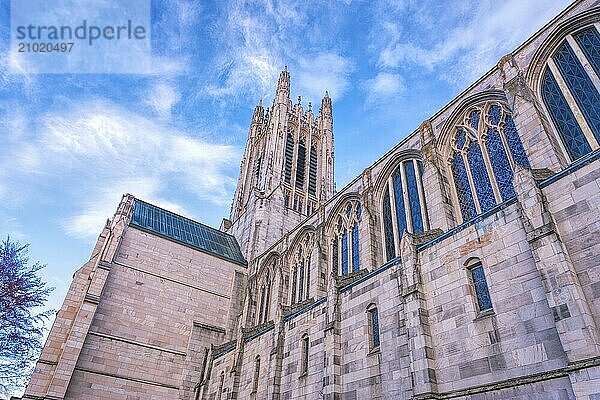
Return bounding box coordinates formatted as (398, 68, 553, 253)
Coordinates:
(24, 1, 600, 399)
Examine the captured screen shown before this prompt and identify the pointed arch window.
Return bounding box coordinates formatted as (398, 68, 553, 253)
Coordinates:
(330, 200, 362, 275)
(381, 159, 429, 262)
(252, 356, 260, 395)
(289, 232, 314, 304)
(540, 25, 600, 162)
(448, 102, 530, 223)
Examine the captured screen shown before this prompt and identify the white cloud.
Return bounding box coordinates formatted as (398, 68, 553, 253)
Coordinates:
(1, 100, 241, 240)
(146, 82, 181, 118)
(371, 0, 570, 84)
(295, 53, 354, 103)
(363, 72, 405, 105)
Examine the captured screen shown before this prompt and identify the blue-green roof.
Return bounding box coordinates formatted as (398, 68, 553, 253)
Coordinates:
(129, 199, 247, 266)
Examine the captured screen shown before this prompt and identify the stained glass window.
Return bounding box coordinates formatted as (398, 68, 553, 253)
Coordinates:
(574, 26, 600, 78)
(451, 155, 476, 221)
(332, 237, 339, 275)
(467, 141, 496, 212)
(449, 101, 531, 222)
(470, 263, 492, 311)
(308, 146, 317, 195)
(369, 307, 380, 349)
(331, 200, 361, 275)
(296, 140, 306, 189)
(258, 286, 265, 324)
(542, 68, 592, 160)
(392, 169, 407, 237)
(298, 260, 305, 300)
(291, 267, 297, 304)
(305, 257, 311, 299)
(486, 128, 516, 202)
(553, 42, 600, 143)
(284, 134, 294, 184)
(382, 189, 396, 261)
(503, 116, 531, 168)
(404, 161, 424, 233)
(381, 160, 428, 261)
(341, 232, 348, 275)
(352, 223, 359, 272)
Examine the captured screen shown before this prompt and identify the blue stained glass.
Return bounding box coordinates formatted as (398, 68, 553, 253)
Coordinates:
(553, 42, 600, 144)
(503, 116, 531, 168)
(259, 286, 265, 323)
(291, 267, 297, 303)
(451, 154, 476, 221)
(306, 257, 310, 298)
(341, 232, 348, 275)
(467, 141, 497, 212)
(298, 260, 305, 300)
(471, 265, 492, 311)
(352, 223, 360, 272)
(404, 161, 424, 233)
(574, 26, 600, 79)
(382, 189, 396, 261)
(489, 105, 502, 125)
(541, 68, 592, 160)
(356, 203, 362, 220)
(346, 203, 352, 217)
(469, 110, 481, 130)
(392, 168, 407, 238)
(455, 128, 466, 149)
(332, 237, 339, 275)
(370, 308, 380, 348)
(486, 128, 516, 202)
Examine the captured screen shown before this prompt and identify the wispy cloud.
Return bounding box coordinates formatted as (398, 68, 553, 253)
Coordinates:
(1, 100, 241, 240)
(370, 0, 570, 85)
(202, 0, 353, 104)
(146, 82, 181, 119)
(363, 72, 405, 105)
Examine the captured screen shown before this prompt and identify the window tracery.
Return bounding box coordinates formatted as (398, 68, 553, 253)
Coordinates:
(448, 102, 530, 222)
(540, 25, 600, 161)
(330, 200, 362, 276)
(289, 231, 314, 304)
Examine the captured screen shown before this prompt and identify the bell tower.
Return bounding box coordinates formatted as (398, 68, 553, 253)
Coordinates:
(227, 67, 335, 263)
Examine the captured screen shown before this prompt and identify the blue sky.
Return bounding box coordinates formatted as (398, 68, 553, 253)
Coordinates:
(1, 0, 571, 329)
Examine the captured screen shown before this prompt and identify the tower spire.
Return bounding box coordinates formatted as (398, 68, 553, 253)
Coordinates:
(276, 66, 290, 104)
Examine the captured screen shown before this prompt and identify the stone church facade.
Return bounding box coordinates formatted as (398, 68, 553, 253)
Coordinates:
(24, 1, 600, 399)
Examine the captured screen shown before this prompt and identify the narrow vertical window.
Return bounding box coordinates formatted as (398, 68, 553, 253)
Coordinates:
(309, 146, 317, 196)
(341, 232, 348, 275)
(332, 237, 339, 275)
(301, 334, 309, 375)
(298, 260, 305, 301)
(467, 141, 496, 212)
(392, 169, 407, 236)
(258, 286, 265, 324)
(469, 261, 493, 312)
(264, 282, 271, 322)
(574, 26, 600, 77)
(367, 305, 380, 350)
(217, 372, 225, 400)
(305, 256, 311, 299)
(352, 223, 359, 272)
(382, 188, 396, 261)
(284, 133, 294, 184)
(296, 140, 306, 189)
(252, 356, 260, 394)
(291, 267, 297, 304)
(404, 161, 424, 233)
